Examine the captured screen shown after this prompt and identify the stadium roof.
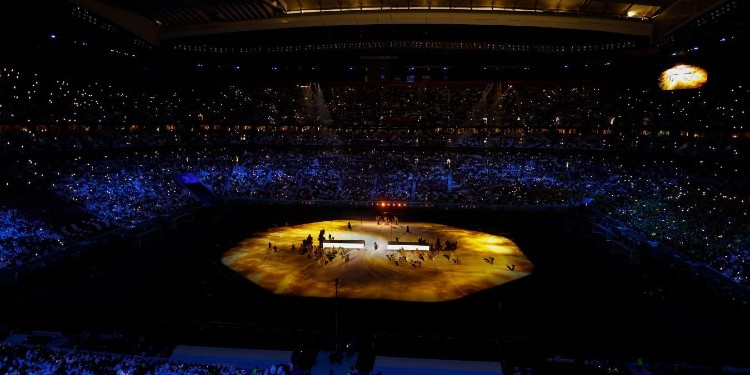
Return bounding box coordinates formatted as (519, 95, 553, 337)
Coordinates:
(70, 0, 729, 46)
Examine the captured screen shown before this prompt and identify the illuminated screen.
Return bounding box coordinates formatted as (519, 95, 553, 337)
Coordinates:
(659, 64, 708, 90)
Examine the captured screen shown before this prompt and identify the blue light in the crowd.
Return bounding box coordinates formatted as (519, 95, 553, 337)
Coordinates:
(50, 34, 57, 39)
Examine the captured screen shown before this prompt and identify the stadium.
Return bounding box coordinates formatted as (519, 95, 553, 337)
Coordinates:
(0, 0, 749, 374)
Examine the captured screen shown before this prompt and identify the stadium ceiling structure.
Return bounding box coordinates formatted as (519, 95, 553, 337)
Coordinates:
(69, 0, 729, 46)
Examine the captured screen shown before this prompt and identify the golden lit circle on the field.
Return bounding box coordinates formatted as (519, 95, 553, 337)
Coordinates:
(222, 220, 532, 302)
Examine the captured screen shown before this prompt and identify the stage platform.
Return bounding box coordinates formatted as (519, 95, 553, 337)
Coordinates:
(387, 241, 430, 251)
(323, 240, 366, 249)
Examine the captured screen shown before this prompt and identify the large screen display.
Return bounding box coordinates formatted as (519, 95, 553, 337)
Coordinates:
(659, 64, 708, 90)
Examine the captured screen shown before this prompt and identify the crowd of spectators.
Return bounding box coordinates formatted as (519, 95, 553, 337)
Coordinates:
(0, 208, 65, 270)
(0, 65, 748, 295)
(1, 66, 749, 161)
(0, 342, 291, 375)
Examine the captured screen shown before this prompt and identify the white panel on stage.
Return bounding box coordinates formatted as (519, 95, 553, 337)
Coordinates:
(387, 241, 430, 251)
(322, 240, 365, 249)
